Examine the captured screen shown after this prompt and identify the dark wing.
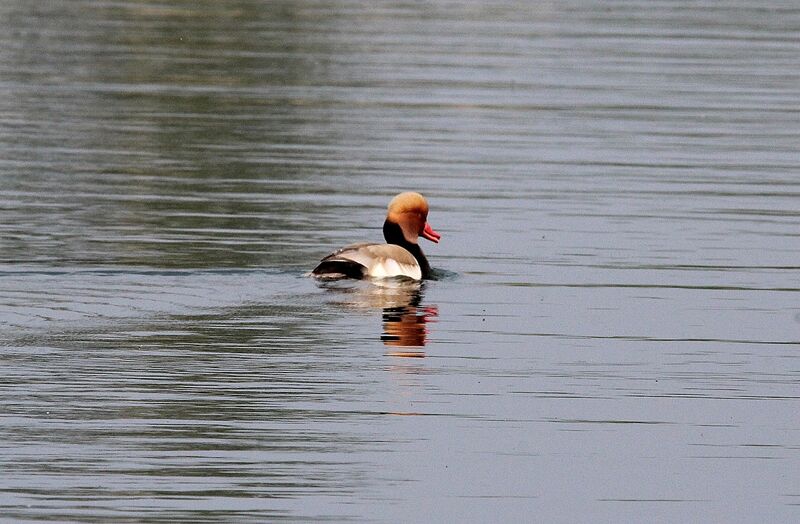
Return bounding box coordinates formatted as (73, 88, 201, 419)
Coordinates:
(312, 243, 377, 279)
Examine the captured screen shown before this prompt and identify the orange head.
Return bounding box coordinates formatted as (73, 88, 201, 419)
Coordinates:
(386, 192, 441, 244)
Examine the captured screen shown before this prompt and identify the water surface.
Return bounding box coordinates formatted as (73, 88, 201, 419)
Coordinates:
(1, 1, 799, 521)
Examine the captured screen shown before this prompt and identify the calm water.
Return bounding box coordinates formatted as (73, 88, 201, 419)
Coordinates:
(2, 1, 799, 521)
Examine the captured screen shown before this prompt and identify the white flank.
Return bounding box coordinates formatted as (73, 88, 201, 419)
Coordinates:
(369, 259, 422, 280)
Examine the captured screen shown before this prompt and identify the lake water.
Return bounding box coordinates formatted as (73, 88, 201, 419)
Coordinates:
(1, 1, 799, 521)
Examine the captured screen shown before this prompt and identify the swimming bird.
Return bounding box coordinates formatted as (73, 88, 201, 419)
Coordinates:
(312, 192, 441, 280)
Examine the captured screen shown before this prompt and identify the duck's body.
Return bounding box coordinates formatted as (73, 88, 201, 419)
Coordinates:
(313, 242, 425, 280)
(312, 192, 440, 281)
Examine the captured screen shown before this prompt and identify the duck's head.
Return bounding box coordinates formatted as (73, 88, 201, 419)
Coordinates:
(386, 192, 441, 244)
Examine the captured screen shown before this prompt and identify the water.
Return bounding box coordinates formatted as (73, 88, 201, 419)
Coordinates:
(2, 1, 799, 521)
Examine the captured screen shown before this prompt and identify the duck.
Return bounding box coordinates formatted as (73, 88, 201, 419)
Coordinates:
(312, 192, 441, 281)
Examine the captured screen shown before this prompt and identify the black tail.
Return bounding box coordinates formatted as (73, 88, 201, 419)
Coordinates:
(311, 259, 367, 280)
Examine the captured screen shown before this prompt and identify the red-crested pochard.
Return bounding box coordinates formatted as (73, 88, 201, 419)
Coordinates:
(312, 192, 441, 280)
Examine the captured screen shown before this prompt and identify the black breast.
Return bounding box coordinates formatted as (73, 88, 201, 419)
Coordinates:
(383, 220, 431, 278)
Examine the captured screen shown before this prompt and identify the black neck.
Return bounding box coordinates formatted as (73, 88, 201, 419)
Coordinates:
(383, 220, 431, 278)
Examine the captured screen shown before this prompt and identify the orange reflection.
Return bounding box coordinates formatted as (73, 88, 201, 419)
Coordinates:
(318, 280, 438, 355)
(382, 305, 438, 354)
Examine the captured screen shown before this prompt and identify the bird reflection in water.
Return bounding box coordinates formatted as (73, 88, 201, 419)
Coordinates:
(381, 300, 438, 356)
(318, 280, 437, 357)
